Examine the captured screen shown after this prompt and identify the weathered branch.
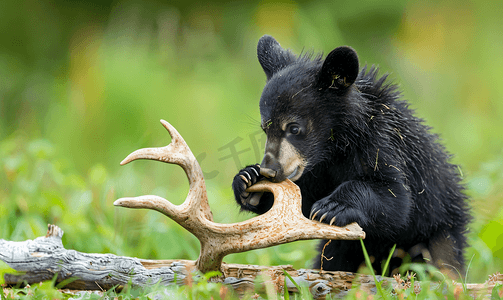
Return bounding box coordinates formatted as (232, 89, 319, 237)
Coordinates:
(0, 225, 370, 297)
(114, 120, 365, 273)
(0, 225, 185, 290)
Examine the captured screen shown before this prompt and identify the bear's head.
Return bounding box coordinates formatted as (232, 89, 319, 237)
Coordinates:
(257, 35, 360, 182)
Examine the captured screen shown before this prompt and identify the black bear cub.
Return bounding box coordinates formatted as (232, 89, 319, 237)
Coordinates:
(232, 35, 471, 276)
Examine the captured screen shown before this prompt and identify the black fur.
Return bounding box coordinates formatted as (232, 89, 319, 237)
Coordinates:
(232, 35, 470, 275)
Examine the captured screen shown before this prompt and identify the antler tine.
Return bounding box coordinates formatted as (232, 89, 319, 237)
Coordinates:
(246, 180, 365, 241)
(114, 195, 184, 222)
(120, 120, 191, 168)
(115, 120, 211, 222)
(194, 179, 365, 273)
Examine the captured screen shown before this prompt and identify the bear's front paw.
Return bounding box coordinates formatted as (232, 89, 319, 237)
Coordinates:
(309, 198, 365, 227)
(232, 164, 264, 209)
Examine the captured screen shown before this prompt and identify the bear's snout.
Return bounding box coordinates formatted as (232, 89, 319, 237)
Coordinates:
(260, 152, 281, 180)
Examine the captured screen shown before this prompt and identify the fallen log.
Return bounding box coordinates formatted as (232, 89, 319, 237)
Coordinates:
(0, 224, 370, 298)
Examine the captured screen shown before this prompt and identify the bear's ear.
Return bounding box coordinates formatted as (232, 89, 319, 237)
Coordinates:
(317, 46, 359, 91)
(257, 35, 297, 80)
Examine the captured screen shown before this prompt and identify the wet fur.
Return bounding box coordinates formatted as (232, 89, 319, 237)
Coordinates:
(233, 36, 471, 275)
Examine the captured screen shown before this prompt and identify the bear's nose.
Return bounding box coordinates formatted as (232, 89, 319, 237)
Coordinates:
(260, 152, 280, 178)
(260, 167, 277, 178)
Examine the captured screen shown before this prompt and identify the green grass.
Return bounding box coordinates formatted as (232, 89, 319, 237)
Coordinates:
(1, 0, 503, 298)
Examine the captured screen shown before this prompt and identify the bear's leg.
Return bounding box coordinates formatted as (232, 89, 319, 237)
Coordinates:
(309, 180, 411, 237)
(428, 229, 465, 278)
(313, 240, 364, 272)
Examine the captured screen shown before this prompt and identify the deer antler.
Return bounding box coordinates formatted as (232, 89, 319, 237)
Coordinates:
(114, 120, 365, 274)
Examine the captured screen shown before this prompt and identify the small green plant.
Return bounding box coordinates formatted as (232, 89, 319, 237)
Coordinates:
(492, 283, 503, 300)
(283, 269, 315, 300)
(181, 271, 233, 300)
(1, 285, 6, 300)
(359, 238, 391, 298)
(382, 244, 397, 278)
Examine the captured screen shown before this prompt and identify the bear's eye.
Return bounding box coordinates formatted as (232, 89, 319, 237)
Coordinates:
(289, 124, 301, 135)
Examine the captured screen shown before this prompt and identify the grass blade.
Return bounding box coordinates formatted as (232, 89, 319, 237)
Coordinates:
(360, 238, 387, 299)
(382, 244, 397, 277)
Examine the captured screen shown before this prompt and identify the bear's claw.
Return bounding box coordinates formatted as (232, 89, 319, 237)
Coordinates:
(233, 164, 265, 208)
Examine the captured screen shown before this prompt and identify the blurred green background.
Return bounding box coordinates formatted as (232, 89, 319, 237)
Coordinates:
(1, 0, 502, 283)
